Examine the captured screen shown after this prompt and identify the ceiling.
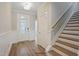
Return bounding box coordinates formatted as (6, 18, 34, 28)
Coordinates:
(11, 2, 44, 13)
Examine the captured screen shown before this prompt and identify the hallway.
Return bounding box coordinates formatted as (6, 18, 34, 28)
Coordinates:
(0, 2, 79, 56)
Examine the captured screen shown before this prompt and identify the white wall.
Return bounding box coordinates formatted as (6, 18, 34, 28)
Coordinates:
(11, 9, 36, 31)
(73, 2, 79, 12)
(0, 3, 11, 34)
(51, 2, 73, 26)
(11, 11, 17, 30)
(0, 3, 13, 55)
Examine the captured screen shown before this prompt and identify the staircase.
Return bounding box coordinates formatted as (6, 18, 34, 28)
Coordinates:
(48, 12, 79, 56)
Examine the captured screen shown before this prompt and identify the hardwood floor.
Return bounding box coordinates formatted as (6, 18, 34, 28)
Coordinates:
(9, 40, 46, 56)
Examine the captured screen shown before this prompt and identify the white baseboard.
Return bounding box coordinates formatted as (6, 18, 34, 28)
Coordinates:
(5, 43, 12, 56)
(0, 31, 12, 56)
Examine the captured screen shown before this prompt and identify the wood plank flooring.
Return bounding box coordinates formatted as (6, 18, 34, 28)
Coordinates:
(9, 40, 46, 56)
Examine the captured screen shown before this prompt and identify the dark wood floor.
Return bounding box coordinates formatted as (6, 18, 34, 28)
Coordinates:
(9, 40, 46, 56)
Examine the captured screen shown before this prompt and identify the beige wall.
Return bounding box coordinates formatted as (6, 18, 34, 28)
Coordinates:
(0, 3, 11, 34)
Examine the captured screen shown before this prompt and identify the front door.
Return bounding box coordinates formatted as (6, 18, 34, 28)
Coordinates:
(17, 14, 30, 40)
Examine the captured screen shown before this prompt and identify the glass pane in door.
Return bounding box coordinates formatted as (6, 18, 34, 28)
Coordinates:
(20, 20, 27, 33)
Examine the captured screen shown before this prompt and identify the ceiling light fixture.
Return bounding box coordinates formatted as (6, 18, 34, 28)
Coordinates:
(23, 2, 32, 10)
(21, 16, 25, 19)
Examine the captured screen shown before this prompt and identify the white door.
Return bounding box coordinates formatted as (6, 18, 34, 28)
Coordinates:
(17, 14, 30, 40)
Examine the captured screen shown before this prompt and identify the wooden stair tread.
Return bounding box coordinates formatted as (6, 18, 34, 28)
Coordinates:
(68, 21, 79, 24)
(56, 40, 79, 49)
(58, 38, 79, 46)
(53, 45, 77, 56)
(71, 17, 79, 19)
(64, 26, 79, 31)
(60, 34, 79, 40)
(64, 29, 79, 31)
(65, 26, 79, 28)
(72, 15, 79, 16)
(62, 32, 79, 36)
(69, 19, 79, 22)
(68, 21, 79, 23)
(66, 26, 79, 27)
(66, 24, 79, 27)
(59, 36, 79, 42)
(70, 17, 79, 19)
